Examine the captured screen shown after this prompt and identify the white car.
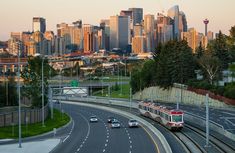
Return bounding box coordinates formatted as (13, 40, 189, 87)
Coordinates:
(128, 119, 139, 128)
(90, 116, 98, 122)
(111, 120, 121, 128)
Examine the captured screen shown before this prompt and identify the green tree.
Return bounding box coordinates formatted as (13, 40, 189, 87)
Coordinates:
(140, 60, 157, 87)
(195, 42, 205, 59)
(130, 67, 142, 93)
(208, 31, 230, 69)
(21, 56, 52, 107)
(229, 64, 235, 82)
(155, 40, 196, 89)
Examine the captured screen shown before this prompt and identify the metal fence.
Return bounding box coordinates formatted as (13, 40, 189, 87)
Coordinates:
(0, 104, 49, 127)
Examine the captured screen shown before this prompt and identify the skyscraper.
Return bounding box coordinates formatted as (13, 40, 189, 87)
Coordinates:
(144, 14, 155, 52)
(167, 6, 187, 40)
(156, 13, 174, 44)
(110, 15, 130, 50)
(128, 8, 143, 26)
(181, 28, 207, 53)
(83, 24, 94, 53)
(33, 17, 46, 33)
(132, 36, 145, 54)
(133, 24, 143, 37)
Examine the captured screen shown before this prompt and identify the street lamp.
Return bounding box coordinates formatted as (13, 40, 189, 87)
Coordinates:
(17, 42, 22, 148)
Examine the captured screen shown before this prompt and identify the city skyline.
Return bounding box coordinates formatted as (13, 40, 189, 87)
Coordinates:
(0, 0, 235, 41)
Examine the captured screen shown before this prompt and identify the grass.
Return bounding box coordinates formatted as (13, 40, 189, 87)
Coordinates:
(0, 109, 70, 139)
(94, 84, 131, 99)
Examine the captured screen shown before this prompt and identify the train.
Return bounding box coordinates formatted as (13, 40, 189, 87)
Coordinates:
(138, 100, 184, 130)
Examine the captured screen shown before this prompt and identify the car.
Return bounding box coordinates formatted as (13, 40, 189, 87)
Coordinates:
(111, 120, 121, 128)
(90, 116, 98, 122)
(128, 119, 139, 128)
(52, 99, 60, 104)
(107, 117, 115, 123)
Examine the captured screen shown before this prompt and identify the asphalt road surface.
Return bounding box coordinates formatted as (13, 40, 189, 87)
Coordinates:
(52, 103, 157, 153)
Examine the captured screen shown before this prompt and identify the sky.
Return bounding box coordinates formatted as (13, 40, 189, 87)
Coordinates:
(0, 0, 235, 41)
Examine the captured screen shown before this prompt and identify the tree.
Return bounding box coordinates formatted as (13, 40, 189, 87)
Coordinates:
(130, 67, 142, 93)
(228, 26, 235, 62)
(195, 42, 205, 59)
(140, 60, 157, 87)
(208, 31, 230, 69)
(198, 54, 221, 85)
(229, 64, 235, 82)
(155, 40, 196, 89)
(21, 56, 52, 107)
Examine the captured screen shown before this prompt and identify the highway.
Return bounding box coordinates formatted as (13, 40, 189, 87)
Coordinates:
(52, 103, 158, 153)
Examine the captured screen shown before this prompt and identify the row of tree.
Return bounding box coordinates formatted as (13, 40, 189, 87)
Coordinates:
(130, 26, 235, 99)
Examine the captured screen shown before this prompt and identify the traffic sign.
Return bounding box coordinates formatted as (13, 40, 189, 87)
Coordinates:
(70, 80, 79, 87)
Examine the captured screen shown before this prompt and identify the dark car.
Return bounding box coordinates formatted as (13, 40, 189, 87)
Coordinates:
(107, 117, 115, 123)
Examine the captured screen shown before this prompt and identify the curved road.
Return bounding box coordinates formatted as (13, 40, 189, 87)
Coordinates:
(52, 103, 157, 153)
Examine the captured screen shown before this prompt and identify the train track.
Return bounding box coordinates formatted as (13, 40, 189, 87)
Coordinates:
(184, 124, 235, 153)
(137, 114, 204, 153)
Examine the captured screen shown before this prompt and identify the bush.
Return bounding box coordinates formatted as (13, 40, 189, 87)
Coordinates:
(224, 83, 235, 99)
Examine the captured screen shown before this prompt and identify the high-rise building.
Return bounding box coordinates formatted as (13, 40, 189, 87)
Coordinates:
(168, 5, 179, 39)
(133, 24, 143, 36)
(57, 22, 83, 52)
(83, 24, 94, 53)
(132, 36, 145, 54)
(98, 29, 105, 50)
(156, 13, 174, 44)
(11, 32, 21, 40)
(168, 6, 187, 40)
(33, 17, 46, 33)
(110, 15, 130, 50)
(179, 11, 187, 32)
(44, 31, 55, 55)
(181, 28, 207, 53)
(21, 31, 32, 56)
(100, 19, 110, 51)
(128, 8, 143, 26)
(8, 38, 23, 56)
(144, 14, 155, 52)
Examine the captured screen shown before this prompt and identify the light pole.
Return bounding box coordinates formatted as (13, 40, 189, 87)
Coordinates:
(41, 57, 45, 127)
(17, 42, 22, 148)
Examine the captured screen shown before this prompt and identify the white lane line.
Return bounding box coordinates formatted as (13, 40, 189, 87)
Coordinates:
(75, 113, 91, 152)
(63, 119, 75, 143)
(62, 134, 70, 143)
(103, 149, 106, 152)
(105, 143, 107, 147)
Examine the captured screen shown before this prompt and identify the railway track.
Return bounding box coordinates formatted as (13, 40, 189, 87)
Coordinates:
(185, 124, 235, 153)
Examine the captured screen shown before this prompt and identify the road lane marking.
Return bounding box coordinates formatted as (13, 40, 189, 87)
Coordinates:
(141, 125, 160, 153)
(75, 112, 91, 152)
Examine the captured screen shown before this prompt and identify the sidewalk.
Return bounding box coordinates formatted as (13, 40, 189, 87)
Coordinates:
(0, 139, 60, 153)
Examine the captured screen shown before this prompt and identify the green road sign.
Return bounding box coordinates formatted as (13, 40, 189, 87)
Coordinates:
(70, 80, 79, 87)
